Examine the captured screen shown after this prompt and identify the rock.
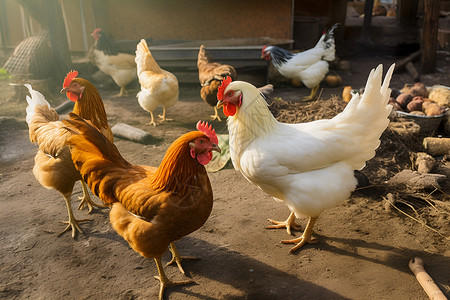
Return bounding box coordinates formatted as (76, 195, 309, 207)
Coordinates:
(111, 123, 158, 144)
(411, 152, 436, 173)
(54, 100, 74, 114)
(388, 170, 446, 191)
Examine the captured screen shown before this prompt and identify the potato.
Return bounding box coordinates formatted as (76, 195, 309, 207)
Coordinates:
(409, 82, 428, 98)
(407, 98, 424, 112)
(396, 93, 413, 109)
(409, 111, 426, 116)
(422, 101, 446, 116)
(389, 98, 403, 111)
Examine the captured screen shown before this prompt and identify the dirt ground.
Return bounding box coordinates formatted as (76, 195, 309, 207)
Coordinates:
(1, 54, 450, 300)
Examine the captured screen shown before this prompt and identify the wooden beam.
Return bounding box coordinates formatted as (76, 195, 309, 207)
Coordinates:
(421, 0, 441, 74)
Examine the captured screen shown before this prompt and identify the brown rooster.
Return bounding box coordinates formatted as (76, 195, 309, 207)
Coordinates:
(63, 114, 220, 299)
(197, 44, 237, 121)
(25, 71, 113, 238)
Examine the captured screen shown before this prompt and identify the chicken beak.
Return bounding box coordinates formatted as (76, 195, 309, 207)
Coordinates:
(60, 87, 68, 94)
(216, 100, 224, 109)
(211, 144, 221, 153)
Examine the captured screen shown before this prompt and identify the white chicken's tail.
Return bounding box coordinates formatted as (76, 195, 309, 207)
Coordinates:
(341, 64, 395, 169)
(316, 23, 339, 62)
(135, 38, 160, 76)
(25, 84, 51, 124)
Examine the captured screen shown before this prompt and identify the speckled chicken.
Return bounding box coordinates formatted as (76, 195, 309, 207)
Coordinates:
(197, 44, 237, 121)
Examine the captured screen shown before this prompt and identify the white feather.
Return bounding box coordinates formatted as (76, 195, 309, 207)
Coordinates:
(25, 84, 51, 124)
(225, 64, 394, 217)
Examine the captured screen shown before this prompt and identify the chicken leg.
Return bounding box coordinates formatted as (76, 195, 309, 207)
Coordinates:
(210, 106, 222, 121)
(302, 85, 320, 101)
(266, 211, 302, 235)
(281, 216, 319, 253)
(58, 193, 90, 238)
(78, 180, 104, 213)
(154, 257, 194, 300)
(149, 112, 157, 126)
(158, 107, 173, 122)
(112, 87, 126, 98)
(166, 243, 199, 275)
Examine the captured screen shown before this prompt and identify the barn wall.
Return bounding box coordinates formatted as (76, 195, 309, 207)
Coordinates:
(104, 0, 293, 42)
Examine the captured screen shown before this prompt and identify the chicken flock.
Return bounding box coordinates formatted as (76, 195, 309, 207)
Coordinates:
(24, 25, 398, 299)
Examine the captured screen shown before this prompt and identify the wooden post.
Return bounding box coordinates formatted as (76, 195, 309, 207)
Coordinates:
(421, 0, 441, 74)
(360, 0, 374, 43)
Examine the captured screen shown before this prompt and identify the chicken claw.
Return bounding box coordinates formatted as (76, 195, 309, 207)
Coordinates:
(301, 84, 320, 101)
(281, 216, 318, 253)
(210, 107, 222, 121)
(58, 195, 90, 238)
(158, 107, 173, 122)
(167, 243, 199, 275)
(266, 212, 302, 235)
(77, 180, 104, 213)
(154, 258, 195, 300)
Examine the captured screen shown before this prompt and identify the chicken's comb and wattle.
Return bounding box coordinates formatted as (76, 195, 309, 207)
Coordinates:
(217, 76, 233, 101)
(63, 70, 79, 102)
(196, 120, 218, 145)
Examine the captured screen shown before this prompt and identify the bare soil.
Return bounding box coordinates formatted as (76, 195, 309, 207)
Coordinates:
(1, 55, 449, 300)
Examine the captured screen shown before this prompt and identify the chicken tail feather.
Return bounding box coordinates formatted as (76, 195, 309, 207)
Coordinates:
(25, 84, 52, 124)
(317, 23, 339, 61)
(340, 63, 394, 169)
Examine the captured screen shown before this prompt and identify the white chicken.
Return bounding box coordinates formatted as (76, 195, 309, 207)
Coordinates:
(217, 64, 394, 253)
(135, 39, 179, 126)
(89, 29, 137, 97)
(262, 23, 339, 100)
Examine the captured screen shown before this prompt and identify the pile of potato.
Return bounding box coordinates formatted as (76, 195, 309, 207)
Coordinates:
(389, 82, 449, 117)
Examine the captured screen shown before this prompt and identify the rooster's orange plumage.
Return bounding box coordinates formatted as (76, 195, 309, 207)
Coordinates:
(63, 114, 220, 299)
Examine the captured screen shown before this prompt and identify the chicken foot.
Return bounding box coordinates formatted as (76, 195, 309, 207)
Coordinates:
(58, 194, 90, 239)
(210, 106, 222, 121)
(266, 212, 302, 235)
(281, 216, 319, 253)
(78, 180, 104, 213)
(166, 243, 199, 275)
(149, 112, 157, 126)
(302, 85, 320, 101)
(154, 257, 194, 300)
(158, 107, 173, 122)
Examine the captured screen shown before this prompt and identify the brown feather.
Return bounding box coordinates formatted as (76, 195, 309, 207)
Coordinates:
(197, 45, 237, 107)
(64, 113, 214, 258)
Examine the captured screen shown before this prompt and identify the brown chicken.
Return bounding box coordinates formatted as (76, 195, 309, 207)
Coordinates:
(25, 71, 113, 238)
(63, 114, 220, 299)
(197, 44, 237, 121)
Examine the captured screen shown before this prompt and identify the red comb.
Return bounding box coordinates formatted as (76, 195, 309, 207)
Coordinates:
(217, 76, 232, 101)
(196, 121, 218, 145)
(63, 70, 78, 88)
(92, 28, 102, 35)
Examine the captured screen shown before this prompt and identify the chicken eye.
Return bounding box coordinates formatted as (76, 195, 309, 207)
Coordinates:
(199, 139, 205, 144)
(226, 91, 233, 97)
